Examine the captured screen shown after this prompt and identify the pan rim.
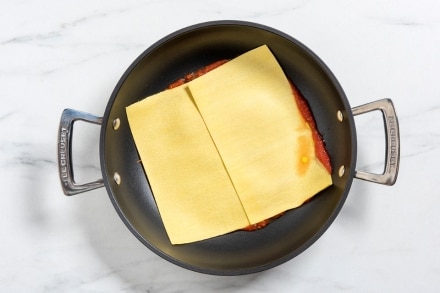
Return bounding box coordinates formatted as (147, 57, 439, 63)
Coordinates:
(99, 20, 357, 275)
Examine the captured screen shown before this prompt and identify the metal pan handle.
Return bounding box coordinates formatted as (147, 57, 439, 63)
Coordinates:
(352, 99, 400, 185)
(58, 109, 104, 195)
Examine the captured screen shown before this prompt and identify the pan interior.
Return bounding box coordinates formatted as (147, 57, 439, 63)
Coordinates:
(101, 21, 356, 275)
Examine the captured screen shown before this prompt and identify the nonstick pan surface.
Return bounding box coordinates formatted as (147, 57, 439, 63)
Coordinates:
(100, 21, 356, 275)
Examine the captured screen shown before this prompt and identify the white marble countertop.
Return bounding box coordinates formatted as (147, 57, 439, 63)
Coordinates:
(1, 0, 439, 292)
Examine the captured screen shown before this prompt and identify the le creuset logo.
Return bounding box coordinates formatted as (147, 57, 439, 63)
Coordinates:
(388, 116, 398, 166)
(59, 127, 68, 185)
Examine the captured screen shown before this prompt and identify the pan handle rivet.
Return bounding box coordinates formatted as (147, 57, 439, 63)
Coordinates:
(338, 165, 345, 177)
(113, 172, 121, 185)
(112, 118, 121, 130)
(337, 111, 344, 122)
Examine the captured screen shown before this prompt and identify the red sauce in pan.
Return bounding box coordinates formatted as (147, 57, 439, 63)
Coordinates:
(167, 59, 332, 231)
(167, 60, 229, 89)
(290, 82, 332, 174)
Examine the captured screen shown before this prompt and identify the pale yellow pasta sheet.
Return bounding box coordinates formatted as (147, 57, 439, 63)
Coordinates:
(188, 45, 332, 224)
(126, 86, 249, 244)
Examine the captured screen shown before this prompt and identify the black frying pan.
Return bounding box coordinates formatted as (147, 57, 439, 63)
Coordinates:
(58, 21, 400, 275)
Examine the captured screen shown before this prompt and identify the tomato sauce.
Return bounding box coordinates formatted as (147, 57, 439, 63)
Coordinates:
(166, 59, 332, 232)
(167, 60, 229, 89)
(290, 82, 332, 174)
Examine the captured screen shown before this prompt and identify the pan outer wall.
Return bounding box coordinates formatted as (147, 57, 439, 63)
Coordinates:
(100, 21, 357, 275)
